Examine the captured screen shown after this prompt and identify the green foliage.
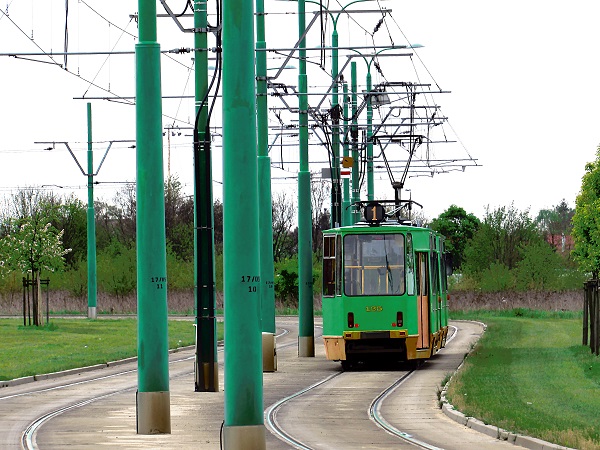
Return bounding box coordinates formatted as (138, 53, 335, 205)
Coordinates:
(462, 204, 543, 277)
(50, 260, 87, 297)
(450, 308, 583, 320)
(514, 240, 564, 290)
(553, 268, 587, 291)
(274, 257, 299, 305)
(430, 204, 480, 270)
(572, 147, 600, 276)
(273, 255, 321, 306)
(447, 273, 478, 291)
(164, 176, 195, 261)
(96, 239, 137, 297)
(1, 218, 70, 276)
(536, 199, 574, 238)
(275, 269, 298, 305)
(48, 196, 88, 267)
(215, 252, 223, 292)
(0, 271, 21, 295)
(166, 245, 194, 290)
(479, 262, 513, 292)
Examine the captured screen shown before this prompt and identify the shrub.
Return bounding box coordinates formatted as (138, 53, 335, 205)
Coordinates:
(479, 263, 514, 292)
(97, 239, 136, 297)
(514, 241, 564, 291)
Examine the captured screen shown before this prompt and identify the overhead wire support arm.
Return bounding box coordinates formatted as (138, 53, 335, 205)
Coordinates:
(34, 140, 133, 176)
(155, 1, 221, 33)
(264, 8, 393, 81)
(313, 52, 413, 111)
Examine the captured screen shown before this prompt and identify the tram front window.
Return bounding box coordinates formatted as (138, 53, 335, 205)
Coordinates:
(344, 234, 405, 296)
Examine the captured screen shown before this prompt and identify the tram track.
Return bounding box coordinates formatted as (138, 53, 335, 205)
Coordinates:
(16, 327, 296, 450)
(18, 350, 200, 450)
(265, 325, 459, 450)
(3, 320, 511, 450)
(368, 325, 458, 450)
(19, 322, 453, 450)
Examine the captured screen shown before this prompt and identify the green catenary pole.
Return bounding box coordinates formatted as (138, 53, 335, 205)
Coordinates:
(86, 103, 97, 319)
(194, 0, 218, 393)
(342, 82, 351, 225)
(222, 0, 266, 447)
(256, 0, 277, 372)
(330, 29, 341, 227)
(135, 0, 170, 434)
(298, 0, 315, 358)
(351, 62, 360, 223)
(366, 70, 374, 200)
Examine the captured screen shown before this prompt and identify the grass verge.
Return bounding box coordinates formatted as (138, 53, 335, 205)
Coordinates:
(447, 310, 600, 450)
(0, 318, 223, 381)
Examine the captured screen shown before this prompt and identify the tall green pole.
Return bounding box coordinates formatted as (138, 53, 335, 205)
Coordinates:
(351, 62, 360, 223)
(86, 103, 97, 320)
(330, 29, 341, 228)
(298, 0, 315, 358)
(366, 70, 374, 200)
(222, 0, 266, 447)
(342, 82, 351, 225)
(135, 0, 170, 434)
(194, 0, 218, 393)
(256, 0, 277, 372)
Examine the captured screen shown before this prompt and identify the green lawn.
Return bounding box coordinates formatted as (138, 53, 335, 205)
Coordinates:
(448, 310, 600, 450)
(0, 318, 223, 381)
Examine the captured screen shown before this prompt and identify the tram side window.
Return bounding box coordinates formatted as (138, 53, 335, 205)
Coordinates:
(430, 251, 439, 297)
(322, 235, 337, 297)
(440, 241, 449, 292)
(336, 234, 342, 296)
(406, 233, 416, 296)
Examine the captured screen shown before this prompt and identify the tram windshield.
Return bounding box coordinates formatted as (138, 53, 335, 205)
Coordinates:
(344, 234, 405, 296)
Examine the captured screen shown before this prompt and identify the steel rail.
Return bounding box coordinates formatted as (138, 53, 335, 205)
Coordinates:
(265, 371, 343, 449)
(18, 328, 293, 449)
(368, 325, 459, 450)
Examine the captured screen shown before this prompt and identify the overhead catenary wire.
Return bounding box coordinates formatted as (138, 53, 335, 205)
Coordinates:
(82, 16, 135, 97)
(0, 0, 479, 205)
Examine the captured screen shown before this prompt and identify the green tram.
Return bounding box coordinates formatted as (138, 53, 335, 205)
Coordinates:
(321, 201, 451, 368)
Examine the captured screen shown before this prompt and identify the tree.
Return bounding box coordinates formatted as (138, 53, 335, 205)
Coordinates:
(536, 199, 574, 250)
(310, 174, 330, 255)
(213, 199, 223, 252)
(1, 217, 70, 325)
(164, 176, 194, 261)
(272, 191, 297, 261)
(572, 147, 600, 277)
(49, 195, 87, 267)
(95, 183, 137, 245)
(430, 205, 480, 270)
(514, 240, 563, 291)
(462, 203, 542, 278)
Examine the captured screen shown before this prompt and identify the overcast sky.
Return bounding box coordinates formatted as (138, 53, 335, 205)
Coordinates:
(1, 1, 599, 221)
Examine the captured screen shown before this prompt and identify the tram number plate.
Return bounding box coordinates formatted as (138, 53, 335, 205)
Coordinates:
(365, 305, 383, 312)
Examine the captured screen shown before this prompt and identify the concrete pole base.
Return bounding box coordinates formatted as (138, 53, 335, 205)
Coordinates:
(298, 335, 315, 357)
(262, 332, 277, 372)
(223, 424, 266, 450)
(87, 307, 97, 320)
(136, 391, 171, 434)
(196, 362, 220, 392)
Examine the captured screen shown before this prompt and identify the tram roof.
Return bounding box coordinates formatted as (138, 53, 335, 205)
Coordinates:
(324, 221, 434, 234)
